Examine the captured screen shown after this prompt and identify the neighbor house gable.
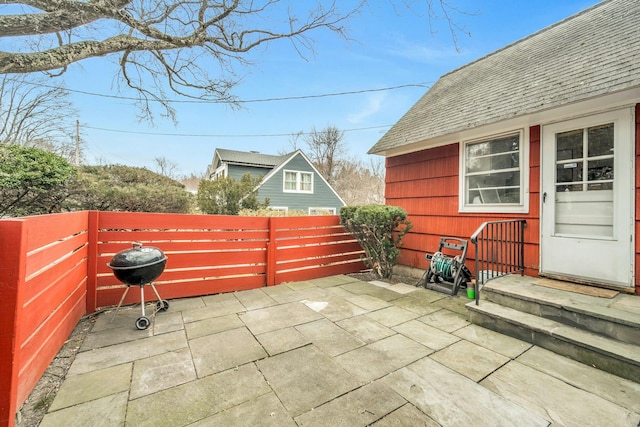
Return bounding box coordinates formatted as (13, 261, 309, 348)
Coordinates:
(257, 150, 346, 212)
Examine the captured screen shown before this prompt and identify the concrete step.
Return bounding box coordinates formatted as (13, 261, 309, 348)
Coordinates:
(467, 300, 640, 383)
(481, 278, 640, 345)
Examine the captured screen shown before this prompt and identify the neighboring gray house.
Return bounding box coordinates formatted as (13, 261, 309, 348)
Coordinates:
(205, 148, 346, 214)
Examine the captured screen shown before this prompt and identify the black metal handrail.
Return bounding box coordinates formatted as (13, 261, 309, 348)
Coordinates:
(470, 219, 526, 305)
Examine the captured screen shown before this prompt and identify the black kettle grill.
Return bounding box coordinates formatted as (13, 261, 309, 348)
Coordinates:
(107, 242, 170, 330)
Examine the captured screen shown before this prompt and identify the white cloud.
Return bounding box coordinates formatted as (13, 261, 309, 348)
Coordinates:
(347, 92, 386, 124)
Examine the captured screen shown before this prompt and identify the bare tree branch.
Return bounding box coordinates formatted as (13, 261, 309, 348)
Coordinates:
(0, 1, 467, 120)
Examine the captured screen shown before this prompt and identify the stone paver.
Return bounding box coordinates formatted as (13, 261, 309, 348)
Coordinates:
(182, 297, 245, 322)
(366, 306, 419, 327)
(517, 346, 640, 414)
(130, 347, 196, 399)
(481, 361, 640, 426)
(453, 324, 532, 358)
(336, 315, 396, 344)
(49, 363, 132, 411)
(68, 330, 187, 375)
(294, 381, 406, 427)
(190, 327, 267, 377)
(295, 318, 365, 357)
(418, 308, 470, 332)
(187, 392, 295, 427)
(184, 313, 243, 340)
(239, 301, 322, 334)
(40, 392, 128, 427)
(255, 327, 310, 356)
(234, 288, 278, 310)
(372, 403, 440, 427)
(393, 320, 460, 350)
(37, 276, 640, 427)
(384, 358, 549, 427)
(429, 339, 509, 382)
(257, 345, 361, 417)
(334, 334, 432, 382)
(126, 363, 270, 427)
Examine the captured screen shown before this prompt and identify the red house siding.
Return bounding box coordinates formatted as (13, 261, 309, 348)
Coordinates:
(385, 126, 541, 278)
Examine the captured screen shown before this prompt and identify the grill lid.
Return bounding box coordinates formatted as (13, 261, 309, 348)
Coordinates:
(108, 242, 167, 270)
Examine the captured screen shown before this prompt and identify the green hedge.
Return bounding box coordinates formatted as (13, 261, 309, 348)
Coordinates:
(340, 205, 412, 279)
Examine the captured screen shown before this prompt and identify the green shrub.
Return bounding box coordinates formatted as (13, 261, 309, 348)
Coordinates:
(340, 205, 412, 279)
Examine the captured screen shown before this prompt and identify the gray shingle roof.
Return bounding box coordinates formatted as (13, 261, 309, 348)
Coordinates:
(369, 0, 640, 155)
(216, 148, 291, 168)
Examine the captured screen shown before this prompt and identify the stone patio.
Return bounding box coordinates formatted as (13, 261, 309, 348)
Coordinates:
(38, 275, 640, 426)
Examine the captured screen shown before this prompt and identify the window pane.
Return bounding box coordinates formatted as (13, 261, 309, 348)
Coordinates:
(587, 158, 613, 181)
(588, 123, 614, 157)
(285, 172, 297, 190)
(556, 130, 583, 161)
(464, 133, 521, 206)
(557, 184, 583, 192)
(587, 182, 613, 191)
(300, 173, 312, 191)
(491, 135, 519, 154)
(556, 162, 583, 183)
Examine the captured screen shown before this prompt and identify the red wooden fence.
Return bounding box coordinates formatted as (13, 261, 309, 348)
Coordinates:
(0, 211, 365, 427)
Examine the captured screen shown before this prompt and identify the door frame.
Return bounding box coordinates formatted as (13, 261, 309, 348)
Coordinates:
(539, 107, 635, 288)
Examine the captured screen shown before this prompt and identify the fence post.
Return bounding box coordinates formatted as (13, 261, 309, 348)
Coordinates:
(0, 220, 27, 427)
(266, 217, 277, 286)
(86, 211, 99, 313)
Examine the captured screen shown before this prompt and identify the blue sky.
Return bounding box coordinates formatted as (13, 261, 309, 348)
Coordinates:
(27, 0, 601, 176)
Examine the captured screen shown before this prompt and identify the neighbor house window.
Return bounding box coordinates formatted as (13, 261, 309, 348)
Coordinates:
(461, 131, 527, 212)
(309, 207, 336, 215)
(284, 170, 313, 193)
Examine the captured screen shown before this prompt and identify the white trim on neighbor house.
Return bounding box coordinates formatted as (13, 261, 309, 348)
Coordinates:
(459, 129, 530, 214)
(283, 169, 314, 194)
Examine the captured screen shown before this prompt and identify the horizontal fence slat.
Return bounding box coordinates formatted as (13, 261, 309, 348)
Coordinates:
(276, 242, 364, 263)
(277, 252, 366, 271)
(22, 212, 88, 252)
(276, 260, 366, 283)
(97, 211, 269, 230)
(19, 267, 87, 343)
(21, 246, 87, 304)
(98, 239, 267, 254)
(274, 226, 348, 240)
(24, 233, 88, 279)
(98, 230, 269, 245)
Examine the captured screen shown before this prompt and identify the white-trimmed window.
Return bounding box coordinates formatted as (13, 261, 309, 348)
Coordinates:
(309, 207, 336, 215)
(460, 130, 527, 213)
(284, 170, 313, 193)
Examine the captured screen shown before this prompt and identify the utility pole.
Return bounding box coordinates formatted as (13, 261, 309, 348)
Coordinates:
(75, 120, 80, 166)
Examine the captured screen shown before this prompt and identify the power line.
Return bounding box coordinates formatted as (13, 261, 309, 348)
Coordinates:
(83, 124, 393, 138)
(8, 77, 430, 104)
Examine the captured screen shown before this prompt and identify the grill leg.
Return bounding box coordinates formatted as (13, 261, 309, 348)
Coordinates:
(149, 282, 163, 304)
(140, 285, 146, 317)
(111, 286, 130, 323)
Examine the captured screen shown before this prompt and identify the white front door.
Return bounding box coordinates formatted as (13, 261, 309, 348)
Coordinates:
(541, 108, 634, 288)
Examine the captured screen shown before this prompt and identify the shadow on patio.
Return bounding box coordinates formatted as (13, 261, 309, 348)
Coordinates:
(35, 275, 640, 427)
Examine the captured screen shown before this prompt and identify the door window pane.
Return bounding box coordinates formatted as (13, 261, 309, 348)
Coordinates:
(588, 124, 614, 157)
(556, 130, 583, 161)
